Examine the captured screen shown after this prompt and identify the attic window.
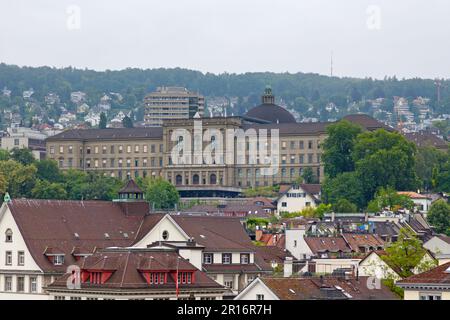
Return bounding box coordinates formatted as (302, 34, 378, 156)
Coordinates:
(162, 230, 169, 241)
(54, 255, 65, 266)
(123, 233, 129, 238)
(5, 229, 13, 242)
(104, 233, 110, 239)
(74, 233, 79, 239)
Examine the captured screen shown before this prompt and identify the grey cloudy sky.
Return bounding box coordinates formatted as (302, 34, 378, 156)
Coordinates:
(0, 0, 449, 79)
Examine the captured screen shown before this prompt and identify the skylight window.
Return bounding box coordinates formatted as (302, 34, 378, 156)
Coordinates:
(445, 266, 450, 274)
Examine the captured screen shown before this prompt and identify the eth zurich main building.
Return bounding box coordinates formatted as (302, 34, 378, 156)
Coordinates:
(46, 88, 388, 197)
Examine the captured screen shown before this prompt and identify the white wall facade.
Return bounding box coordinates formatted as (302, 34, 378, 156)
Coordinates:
(0, 204, 47, 300)
(285, 228, 311, 260)
(277, 186, 318, 214)
(358, 253, 401, 280)
(234, 279, 279, 300)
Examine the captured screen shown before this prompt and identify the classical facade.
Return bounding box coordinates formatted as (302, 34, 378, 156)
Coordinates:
(46, 88, 389, 197)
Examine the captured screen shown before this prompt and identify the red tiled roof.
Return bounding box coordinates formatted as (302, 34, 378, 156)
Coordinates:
(397, 262, 450, 285)
(342, 233, 385, 253)
(48, 249, 224, 291)
(397, 191, 430, 199)
(260, 276, 399, 300)
(253, 246, 293, 265)
(7, 199, 146, 273)
(305, 237, 352, 255)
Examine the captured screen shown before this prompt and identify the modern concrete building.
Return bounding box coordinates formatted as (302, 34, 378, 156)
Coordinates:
(144, 86, 205, 126)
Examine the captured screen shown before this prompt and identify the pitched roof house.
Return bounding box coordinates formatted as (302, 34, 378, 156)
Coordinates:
(235, 276, 399, 300)
(396, 262, 450, 300)
(45, 247, 226, 300)
(0, 198, 271, 299)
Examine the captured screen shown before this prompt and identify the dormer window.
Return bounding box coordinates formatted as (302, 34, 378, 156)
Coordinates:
(222, 253, 232, 264)
(54, 255, 65, 265)
(240, 254, 250, 264)
(177, 272, 193, 284)
(203, 253, 213, 264)
(5, 229, 12, 242)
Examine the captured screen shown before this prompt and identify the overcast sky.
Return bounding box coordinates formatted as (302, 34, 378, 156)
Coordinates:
(0, 0, 449, 79)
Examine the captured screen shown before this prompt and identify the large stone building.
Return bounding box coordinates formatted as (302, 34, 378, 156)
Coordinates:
(46, 88, 390, 197)
(144, 86, 205, 126)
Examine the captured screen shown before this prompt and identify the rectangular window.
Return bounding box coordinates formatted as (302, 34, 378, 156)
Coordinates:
(127, 145, 131, 153)
(17, 276, 25, 292)
(14, 138, 20, 146)
(256, 294, 265, 300)
(5, 251, 12, 265)
(308, 154, 313, 163)
(50, 146, 55, 154)
(68, 145, 73, 154)
(18, 251, 25, 266)
(308, 140, 313, 149)
(54, 255, 64, 265)
(59, 146, 64, 154)
(102, 146, 107, 154)
(151, 145, 155, 153)
(118, 145, 123, 153)
(110, 145, 115, 154)
(143, 145, 148, 153)
(290, 141, 295, 149)
(203, 253, 213, 264)
(224, 277, 233, 289)
(222, 253, 232, 264)
(68, 158, 73, 168)
(240, 254, 250, 264)
(135, 145, 139, 153)
(94, 146, 99, 154)
(4, 276, 12, 292)
(30, 277, 37, 293)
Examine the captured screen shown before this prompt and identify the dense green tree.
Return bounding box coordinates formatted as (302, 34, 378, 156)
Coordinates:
(0, 160, 37, 197)
(0, 149, 10, 161)
(415, 146, 448, 190)
(301, 167, 316, 184)
(138, 177, 179, 210)
(368, 187, 415, 212)
(322, 120, 363, 178)
(10, 147, 35, 165)
(435, 161, 450, 192)
(427, 200, 450, 236)
(353, 130, 419, 203)
(332, 199, 358, 213)
(381, 228, 428, 278)
(322, 172, 365, 209)
(31, 180, 67, 200)
(99, 112, 107, 129)
(35, 159, 62, 182)
(122, 115, 133, 128)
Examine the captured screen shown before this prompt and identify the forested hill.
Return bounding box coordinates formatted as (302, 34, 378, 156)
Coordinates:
(0, 63, 449, 115)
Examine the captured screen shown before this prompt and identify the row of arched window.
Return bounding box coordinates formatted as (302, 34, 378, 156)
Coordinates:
(174, 173, 217, 185)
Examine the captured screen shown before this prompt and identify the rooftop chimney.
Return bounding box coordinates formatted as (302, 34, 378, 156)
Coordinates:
(284, 257, 293, 277)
